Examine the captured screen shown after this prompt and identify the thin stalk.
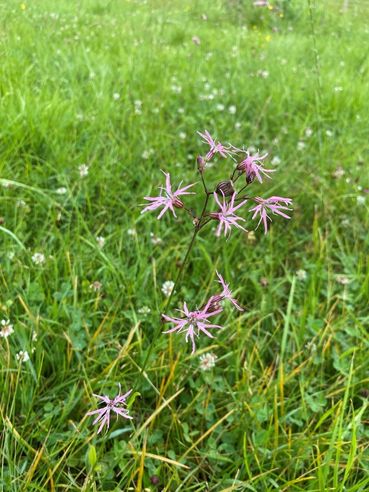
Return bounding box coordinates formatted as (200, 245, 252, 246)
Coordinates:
(137, 183, 210, 386)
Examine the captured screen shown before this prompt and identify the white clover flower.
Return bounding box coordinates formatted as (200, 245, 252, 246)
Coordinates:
(335, 274, 351, 285)
(0, 320, 14, 338)
(228, 105, 237, 114)
(234, 122, 242, 130)
(296, 269, 307, 281)
(305, 127, 313, 138)
(271, 156, 281, 166)
(32, 252, 45, 265)
(216, 104, 225, 111)
(127, 228, 137, 236)
(332, 167, 345, 179)
(96, 236, 105, 249)
(56, 187, 67, 195)
(138, 306, 151, 315)
(161, 281, 175, 297)
(179, 132, 187, 140)
(89, 281, 102, 292)
(16, 351, 30, 363)
(357, 196, 366, 205)
(326, 130, 333, 137)
(79, 164, 89, 177)
(297, 141, 306, 151)
(199, 353, 217, 371)
(150, 233, 162, 245)
(113, 92, 120, 100)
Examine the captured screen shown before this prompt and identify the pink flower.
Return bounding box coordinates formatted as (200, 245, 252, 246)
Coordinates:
(162, 300, 223, 353)
(216, 271, 243, 311)
(86, 387, 133, 434)
(236, 152, 275, 183)
(210, 192, 248, 237)
(141, 171, 195, 219)
(249, 196, 292, 234)
(197, 130, 233, 161)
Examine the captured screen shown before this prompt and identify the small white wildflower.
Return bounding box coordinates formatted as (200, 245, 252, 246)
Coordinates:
(296, 269, 307, 281)
(257, 69, 269, 79)
(142, 149, 153, 160)
(2, 181, 12, 188)
(171, 85, 182, 94)
(335, 274, 351, 285)
(96, 236, 105, 249)
(0, 320, 14, 338)
(228, 105, 237, 114)
(8, 252, 15, 260)
(305, 127, 313, 138)
(334, 86, 343, 92)
(192, 35, 201, 45)
(89, 281, 102, 292)
(271, 156, 281, 166)
(56, 187, 67, 195)
(297, 141, 306, 151)
(179, 132, 187, 140)
(357, 196, 366, 205)
(138, 306, 151, 315)
(199, 353, 217, 371)
(79, 164, 89, 177)
(32, 331, 37, 342)
(326, 130, 333, 137)
(234, 122, 242, 130)
(32, 253, 45, 265)
(113, 92, 120, 100)
(305, 341, 317, 352)
(178, 107, 185, 114)
(16, 351, 30, 363)
(127, 228, 137, 236)
(150, 233, 162, 245)
(216, 104, 225, 111)
(332, 167, 345, 179)
(16, 200, 27, 207)
(161, 280, 175, 298)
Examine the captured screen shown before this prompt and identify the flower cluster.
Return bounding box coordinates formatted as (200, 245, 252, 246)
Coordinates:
(162, 272, 242, 353)
(87, 130, 294, 434)
(142, 130, 292, 235)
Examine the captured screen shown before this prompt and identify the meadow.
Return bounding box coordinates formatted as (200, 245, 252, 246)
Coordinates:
(1, 0, 369, 490)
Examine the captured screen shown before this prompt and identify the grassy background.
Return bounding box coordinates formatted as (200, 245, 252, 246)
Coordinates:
(1, 0, 369, 490)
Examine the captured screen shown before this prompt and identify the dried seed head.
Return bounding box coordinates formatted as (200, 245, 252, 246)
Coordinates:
(215, 180, 235, 197)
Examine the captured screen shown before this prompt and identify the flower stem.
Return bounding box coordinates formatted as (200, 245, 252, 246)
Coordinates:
(137, 184, 210, 387)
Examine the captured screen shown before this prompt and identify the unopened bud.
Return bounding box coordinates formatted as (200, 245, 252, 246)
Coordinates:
(172, 197, 184, 208)
(197, 155, 206, 172)
(215, 180, 235, 197)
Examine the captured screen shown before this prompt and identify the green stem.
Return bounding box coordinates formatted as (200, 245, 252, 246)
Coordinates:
(137, 185, 210, 387)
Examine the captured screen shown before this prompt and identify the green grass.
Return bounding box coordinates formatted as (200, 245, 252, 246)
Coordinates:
(1, 0, 369, 490)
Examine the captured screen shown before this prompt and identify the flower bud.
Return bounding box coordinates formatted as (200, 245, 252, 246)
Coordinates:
(172, 197, 184, 208)
(215, 180, 235, 197)
(197, 155, 206, 172)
